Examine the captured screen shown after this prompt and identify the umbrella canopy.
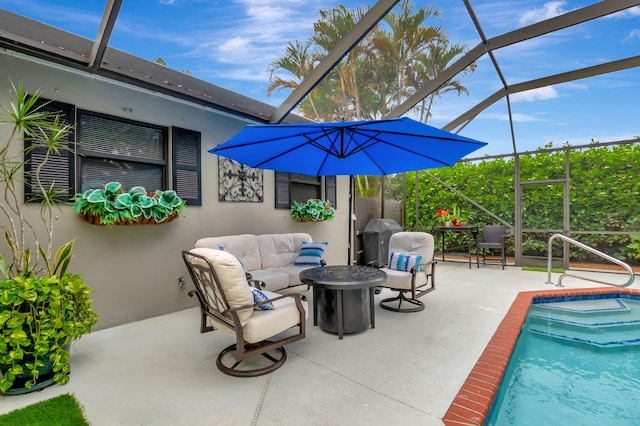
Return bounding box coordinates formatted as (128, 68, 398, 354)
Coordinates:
(210, 117, 487, 176)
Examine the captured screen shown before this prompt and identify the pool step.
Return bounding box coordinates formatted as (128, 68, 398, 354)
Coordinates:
(527, 299, 640, 348)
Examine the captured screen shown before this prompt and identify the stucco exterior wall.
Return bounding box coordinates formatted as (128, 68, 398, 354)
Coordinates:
(0, 51, 350, 330)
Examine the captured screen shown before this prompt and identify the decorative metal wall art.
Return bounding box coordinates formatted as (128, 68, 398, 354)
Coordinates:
(218, 157, 263, 202)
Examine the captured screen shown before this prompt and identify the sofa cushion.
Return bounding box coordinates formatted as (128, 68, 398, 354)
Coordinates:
(249, 269, 290, 291)
(294, 241, 328, 266)
(257, 233, 312, 269)
(267, 266, 315, 286)
(187, 248, 254, 326)
(215, 245, 249, 273)
(195, 234, 262, 271)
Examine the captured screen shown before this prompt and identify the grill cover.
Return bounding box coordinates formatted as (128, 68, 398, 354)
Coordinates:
(362, 219, 402, 267)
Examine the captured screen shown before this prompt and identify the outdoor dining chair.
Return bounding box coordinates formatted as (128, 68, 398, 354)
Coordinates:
(478, 225, 507, 270)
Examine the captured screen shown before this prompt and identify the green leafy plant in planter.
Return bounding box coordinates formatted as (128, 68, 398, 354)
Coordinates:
(73, 182, 186, 226)
(0, 82, 99, 394)
(291, 199, 335, 222)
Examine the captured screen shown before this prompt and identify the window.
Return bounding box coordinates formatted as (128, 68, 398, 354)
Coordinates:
(275, 172, 336, 209)
(77, 111, 168, 192)
(25, 100, 201, 205)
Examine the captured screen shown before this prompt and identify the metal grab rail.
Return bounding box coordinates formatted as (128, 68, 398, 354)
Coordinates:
(545, 233, 635, 287)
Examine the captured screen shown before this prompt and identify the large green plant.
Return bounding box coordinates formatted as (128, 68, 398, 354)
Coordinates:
(0, 82, 98, 393)
(73, 182, 186, 226)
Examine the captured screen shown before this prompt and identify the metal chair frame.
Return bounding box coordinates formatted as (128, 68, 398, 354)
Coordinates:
(182, 250, 306, 377)
(379, 260, 436, 313)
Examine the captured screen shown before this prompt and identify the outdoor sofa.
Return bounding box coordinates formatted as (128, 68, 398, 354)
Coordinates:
(193, 233, 326, 292)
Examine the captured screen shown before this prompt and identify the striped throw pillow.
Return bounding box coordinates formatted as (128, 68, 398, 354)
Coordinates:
(294, 241, 328, 266)
(388, 251, 423, 272)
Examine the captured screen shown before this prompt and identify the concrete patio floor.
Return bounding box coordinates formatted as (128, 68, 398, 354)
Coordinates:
(0, 262, 634, 425)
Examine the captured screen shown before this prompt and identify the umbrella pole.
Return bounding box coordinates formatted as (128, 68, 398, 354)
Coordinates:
(348, 175, 353, 265)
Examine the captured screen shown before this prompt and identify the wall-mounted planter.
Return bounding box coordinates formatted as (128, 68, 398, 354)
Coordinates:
(80, 211, 179, 226)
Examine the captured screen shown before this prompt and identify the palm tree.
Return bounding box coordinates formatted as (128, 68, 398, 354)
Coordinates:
(369, 0, 443, 115)
(409, 42, 477, 122)
(311, 5, 373, 121)
(267, 40, 323, 120)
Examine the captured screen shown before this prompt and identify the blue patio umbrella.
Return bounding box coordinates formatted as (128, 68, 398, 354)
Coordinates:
(210, 117, 488, 262)
(210, 117, 487, 176)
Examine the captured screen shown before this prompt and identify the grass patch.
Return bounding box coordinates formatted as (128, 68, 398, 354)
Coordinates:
(0, 393, 89, 426)
(522, 265, 565, 273)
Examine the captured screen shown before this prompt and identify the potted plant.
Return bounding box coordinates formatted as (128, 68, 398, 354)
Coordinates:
(0, 82, 99, 394)
(73, 182, 186, 226)
(436, 208, 452, 227)
(291, 199, 335, 222)
(450, 204, 467, 227)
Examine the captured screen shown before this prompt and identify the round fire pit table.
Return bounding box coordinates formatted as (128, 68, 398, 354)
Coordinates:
(300, 265, 387, 339)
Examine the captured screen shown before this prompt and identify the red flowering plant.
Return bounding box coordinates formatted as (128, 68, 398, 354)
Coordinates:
(436, 209, 451, 223)
(437, 205, 466, 226)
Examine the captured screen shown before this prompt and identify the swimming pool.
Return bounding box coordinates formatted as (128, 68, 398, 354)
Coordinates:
(486, 296, 640, 425)
(443, 287, 640, 425)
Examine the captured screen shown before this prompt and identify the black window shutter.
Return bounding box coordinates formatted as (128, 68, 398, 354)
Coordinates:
(172, 127, 201, 206)
(275, 172, 291, 209)
(325, 176, 337, 208)
(24, 99, 75, 203)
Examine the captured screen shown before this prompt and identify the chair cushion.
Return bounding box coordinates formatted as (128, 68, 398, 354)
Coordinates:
(388, 251, 423, 272)
(216, 245, 249, 273)
(381, 268, 429, 290)
(250, 287, 275, 310)
(294, 241, 328, 266)
(187, 248, 254, 326)
(243, 290, 308, 344)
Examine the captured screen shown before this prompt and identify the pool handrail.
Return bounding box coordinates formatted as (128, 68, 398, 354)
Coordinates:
(545, 233, 635, 288)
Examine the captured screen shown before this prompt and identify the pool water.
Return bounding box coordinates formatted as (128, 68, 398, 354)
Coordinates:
(486, 297, 640, 426)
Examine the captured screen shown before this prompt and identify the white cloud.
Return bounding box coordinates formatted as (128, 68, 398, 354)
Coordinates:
(510, 86, 559, 102)
(217, 37, 254, 63)
(518, 1, 568, 26)
(605, 6, 640, 19)
(624, 29, 640, 42)
(481, 112, 545, 123)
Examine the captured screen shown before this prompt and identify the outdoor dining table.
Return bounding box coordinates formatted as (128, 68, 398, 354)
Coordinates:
(430, 225, 480, 269)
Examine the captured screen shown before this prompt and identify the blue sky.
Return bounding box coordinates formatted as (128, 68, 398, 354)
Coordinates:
(1, 0, 639, 156)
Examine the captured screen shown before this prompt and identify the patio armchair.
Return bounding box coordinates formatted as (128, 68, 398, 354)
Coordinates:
(378, 232, 436, 313)
(478, 225, 507, 270)
(182, 248, 307, 377)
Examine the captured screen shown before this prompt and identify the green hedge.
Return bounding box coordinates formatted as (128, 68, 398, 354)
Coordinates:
(392, 142, 640, 263)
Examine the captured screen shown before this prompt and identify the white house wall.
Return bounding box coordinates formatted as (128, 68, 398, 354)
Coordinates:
(0, 51, 350, 330)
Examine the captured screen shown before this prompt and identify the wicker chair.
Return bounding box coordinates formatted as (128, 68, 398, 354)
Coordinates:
(478, 225, 507, 270)
(182, 248, 307, 377)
